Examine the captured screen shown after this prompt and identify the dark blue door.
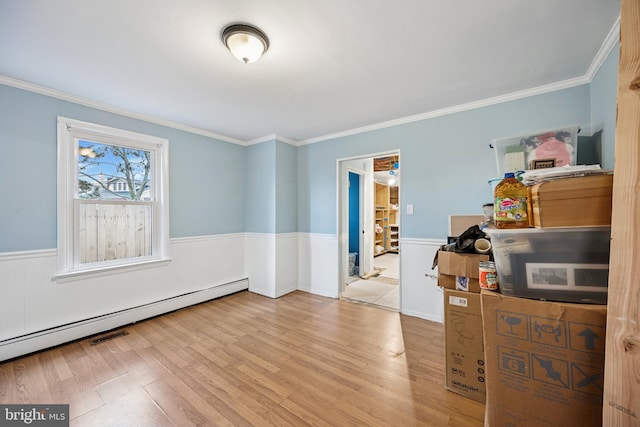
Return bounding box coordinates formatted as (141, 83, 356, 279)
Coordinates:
(348, 172, 360, 270)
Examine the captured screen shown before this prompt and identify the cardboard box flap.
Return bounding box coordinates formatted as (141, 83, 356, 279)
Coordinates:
(438, 251, 489, 279)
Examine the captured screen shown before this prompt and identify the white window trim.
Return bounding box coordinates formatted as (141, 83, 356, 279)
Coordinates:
(56, 117, 171, 282)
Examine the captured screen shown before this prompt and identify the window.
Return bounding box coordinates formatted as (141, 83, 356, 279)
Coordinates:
(56, 117, 170, 281)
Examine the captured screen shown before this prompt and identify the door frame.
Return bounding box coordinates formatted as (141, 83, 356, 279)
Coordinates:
(337, 150, 401, 303)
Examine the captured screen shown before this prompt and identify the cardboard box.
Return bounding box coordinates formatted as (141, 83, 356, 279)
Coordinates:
(528, 174, 613, 228)
(481, 291, 606, 426)
(438, 251, 489, 293)
(449, 214, 485, 237)
(444, 290, 486, 402)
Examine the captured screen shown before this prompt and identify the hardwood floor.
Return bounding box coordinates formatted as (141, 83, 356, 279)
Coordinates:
(0, 291, 484, 426)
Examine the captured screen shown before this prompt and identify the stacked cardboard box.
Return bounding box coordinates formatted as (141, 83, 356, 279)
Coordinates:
(437, 251, 489, 293)
(438, 250, 489, 403)
(443, 289, 486, 403)
(481, 291, 606, 426)
(478, 174, 612, 425)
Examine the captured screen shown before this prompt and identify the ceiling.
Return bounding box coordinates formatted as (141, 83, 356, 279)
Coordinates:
(374, 155, 400, 187)
(0, 1, 620, 144)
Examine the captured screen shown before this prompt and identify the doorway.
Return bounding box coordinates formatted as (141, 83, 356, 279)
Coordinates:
(338, 152, 400, 311)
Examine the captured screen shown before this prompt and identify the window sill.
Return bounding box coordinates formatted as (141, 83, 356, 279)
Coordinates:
(54, 257, 172, 283)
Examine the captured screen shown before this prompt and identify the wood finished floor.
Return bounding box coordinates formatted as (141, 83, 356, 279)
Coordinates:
(0, 291, 484, 426)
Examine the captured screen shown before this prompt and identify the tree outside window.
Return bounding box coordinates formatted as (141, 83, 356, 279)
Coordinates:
(78, 141, 152, 201)
(56, 117, 170, 281)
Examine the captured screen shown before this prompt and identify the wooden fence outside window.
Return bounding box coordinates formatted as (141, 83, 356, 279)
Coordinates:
(77, 203, 153, 263)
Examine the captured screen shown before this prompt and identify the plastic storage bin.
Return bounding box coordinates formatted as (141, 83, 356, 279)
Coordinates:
(348, 252, 358, 276)
(490, 125, 578, 175)
(485, 226, 610, 303)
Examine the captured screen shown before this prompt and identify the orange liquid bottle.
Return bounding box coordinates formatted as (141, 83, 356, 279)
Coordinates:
(494, 172, 529, 229)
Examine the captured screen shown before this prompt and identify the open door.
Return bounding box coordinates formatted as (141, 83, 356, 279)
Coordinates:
(339, 152, 400, 310)
(338, 158, 373, 293)
(348, 171, 361, 276)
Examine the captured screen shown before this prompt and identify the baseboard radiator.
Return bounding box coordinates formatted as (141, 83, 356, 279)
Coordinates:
(0, 278, 249, 362)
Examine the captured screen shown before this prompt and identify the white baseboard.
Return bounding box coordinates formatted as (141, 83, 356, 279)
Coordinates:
(296, 286, 339, 299)
(275, 285, 299, 298)
(401, 307, 444, 324)
(250, 284, 297, 299)
(0, 279, 248, 362)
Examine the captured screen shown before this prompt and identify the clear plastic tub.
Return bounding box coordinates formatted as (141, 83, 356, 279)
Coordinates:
(485, 226, 610, 303)
(490, 125, 579, 175)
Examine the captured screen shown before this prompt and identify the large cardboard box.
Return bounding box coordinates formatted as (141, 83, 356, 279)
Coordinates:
(481, 291, 606, 426)
(444, 290, 486, 402)
(528, 174, 613, 228)
(438, 251, 489, 293)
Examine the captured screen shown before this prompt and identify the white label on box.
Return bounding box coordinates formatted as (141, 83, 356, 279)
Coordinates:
(455, 276, 469, 291)
(449, 295, 468, 308)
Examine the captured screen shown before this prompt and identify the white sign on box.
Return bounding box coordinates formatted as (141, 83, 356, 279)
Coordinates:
(449, 295, 468, 308)
(455, 276, 469, 292)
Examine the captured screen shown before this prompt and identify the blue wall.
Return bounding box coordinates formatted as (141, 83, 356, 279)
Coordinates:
(243, 138, 298, 234)
(590, 41, 619, 169)
(244, 140, 276, 233)
(298, 86, 592, 238)
(0, 84, 246, 252)
(170, 131, 246, 238)
(275, 140, 298, 233)
(0, 41, 619, 251)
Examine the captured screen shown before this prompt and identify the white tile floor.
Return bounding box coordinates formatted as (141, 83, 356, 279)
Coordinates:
(374, 252, 399, 280)
(342, 253, 399, 310)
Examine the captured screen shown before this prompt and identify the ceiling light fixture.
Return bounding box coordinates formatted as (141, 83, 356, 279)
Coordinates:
(222, 24, 269, 64)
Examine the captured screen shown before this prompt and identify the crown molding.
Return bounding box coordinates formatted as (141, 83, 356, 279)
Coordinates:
(585, 16, 620, 81)
(245, 134, 275, 146)
(275, 135, 302, 146)
(246, 134, 301, 147)
(0, 75, 244, 146)
(302, 75, 590, 145)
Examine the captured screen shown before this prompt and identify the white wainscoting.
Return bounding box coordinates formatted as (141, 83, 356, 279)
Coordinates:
(399, 238, 446, 323)
(1, 232, 447, 361)
(295, 233, 446, 322)
(275, 233, 299, 297)
(297, 233, 340, 298)
(244, 233, 276, 297)
(0, 233, 248, 362)
(245, 232, 299, 298)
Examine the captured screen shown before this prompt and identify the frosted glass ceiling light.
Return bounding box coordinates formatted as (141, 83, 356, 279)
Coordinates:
(222, 24, 269, 64)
